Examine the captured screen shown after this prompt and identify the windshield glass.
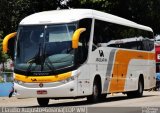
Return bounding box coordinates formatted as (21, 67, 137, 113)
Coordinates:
(15, 23, 77, 74)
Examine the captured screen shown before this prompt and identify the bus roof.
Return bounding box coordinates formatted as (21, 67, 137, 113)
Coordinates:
(20, 9, 153, 32)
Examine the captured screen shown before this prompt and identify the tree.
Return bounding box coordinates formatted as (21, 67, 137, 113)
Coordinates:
(0, 0, 60, 37)
(0, 38, 9, 72)
(68, 0, 160, 35)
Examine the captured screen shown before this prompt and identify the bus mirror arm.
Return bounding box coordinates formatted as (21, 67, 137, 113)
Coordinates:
(3, 32, 17, 53)
(72, 28, 86, 49)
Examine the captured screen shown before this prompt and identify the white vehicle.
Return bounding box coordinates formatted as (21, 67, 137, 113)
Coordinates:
(3, 9, 156, 106)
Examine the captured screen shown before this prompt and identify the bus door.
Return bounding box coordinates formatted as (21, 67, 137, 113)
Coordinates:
(117, 63, 128, 92)
(77, 65, 90, 96)
(110, 49, 127, 93)
(109, 63, 118, 93)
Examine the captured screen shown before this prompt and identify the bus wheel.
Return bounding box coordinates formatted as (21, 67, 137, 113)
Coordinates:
(135, 78, 144, 97)
(87, 80, 101, 103)
(127, 77, 144, 98)
(37, 98, 49, 106)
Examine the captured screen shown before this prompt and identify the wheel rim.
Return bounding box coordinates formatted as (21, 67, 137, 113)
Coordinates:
(94, 85, 98, 97)
(139, 80, 143, 94)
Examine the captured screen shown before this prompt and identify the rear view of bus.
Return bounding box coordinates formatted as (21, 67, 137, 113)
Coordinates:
(3, 9, 156, 106)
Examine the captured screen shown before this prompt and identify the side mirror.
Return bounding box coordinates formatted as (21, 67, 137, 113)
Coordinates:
(3, 32, 17, 59)
(3, 32, 16, 53)
(72, 28, 86, 49)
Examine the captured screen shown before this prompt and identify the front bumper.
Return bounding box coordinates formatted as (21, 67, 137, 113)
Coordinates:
(14, 81, 77, 99)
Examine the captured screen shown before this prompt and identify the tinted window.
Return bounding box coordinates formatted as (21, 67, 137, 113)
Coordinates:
(93, 19, 154, 51)
(77, 18, 92, 64)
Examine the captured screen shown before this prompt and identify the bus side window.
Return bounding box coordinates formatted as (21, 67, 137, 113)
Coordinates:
(149, 40, 154, 51)
(77, 18, 92, 64)
(121, 42, 137, 50)
(142, 39, 150, 51)
(137, 41, 143, 50)
(93, 20, 108, 51)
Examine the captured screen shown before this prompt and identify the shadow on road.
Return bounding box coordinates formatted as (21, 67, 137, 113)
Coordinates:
(23, 93, 156, 108)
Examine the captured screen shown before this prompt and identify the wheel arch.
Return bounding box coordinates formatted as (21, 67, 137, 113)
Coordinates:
(139, 74, 144, 89)
(93, 74, 102, 93)
(138, 74, 144, 86)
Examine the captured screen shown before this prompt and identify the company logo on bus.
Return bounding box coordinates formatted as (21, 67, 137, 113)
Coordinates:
(39, 83, 43, 88)
(99, 50, 104, 57)
(96, 50, 107, 62)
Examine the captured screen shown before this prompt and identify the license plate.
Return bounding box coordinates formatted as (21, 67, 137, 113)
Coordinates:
(37, 90, 47, 94)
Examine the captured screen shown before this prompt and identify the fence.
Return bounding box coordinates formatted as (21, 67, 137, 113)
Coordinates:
(0, 72, 13, 83)
(0, 72, 13, 97)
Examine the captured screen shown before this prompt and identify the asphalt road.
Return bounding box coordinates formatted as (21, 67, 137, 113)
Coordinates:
(0, 91, 160, 113)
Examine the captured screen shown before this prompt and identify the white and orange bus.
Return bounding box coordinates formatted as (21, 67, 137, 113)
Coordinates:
(3, 9, 156, 106)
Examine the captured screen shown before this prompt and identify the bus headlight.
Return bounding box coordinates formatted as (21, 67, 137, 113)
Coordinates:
(60, 73, 79, 84)
(14, 79, 24, 85)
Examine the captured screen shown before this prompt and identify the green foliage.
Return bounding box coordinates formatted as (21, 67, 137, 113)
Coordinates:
(0, 0, 59, 36)
(0, 39, 9, 63)
(69, 0, 160, 35)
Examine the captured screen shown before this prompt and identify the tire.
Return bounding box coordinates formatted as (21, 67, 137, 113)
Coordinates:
(87, 80, 101, 103)
(37, 98, 49, 106)
(127, 78, 144, 98)
(135, 78, 144, 97)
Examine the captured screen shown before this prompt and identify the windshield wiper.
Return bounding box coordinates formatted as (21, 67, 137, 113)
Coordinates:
(27, 43, 42, 64)
(26, 43, 56, 75)
(26, 43, 43, 75)
(43, 44, 55, 72)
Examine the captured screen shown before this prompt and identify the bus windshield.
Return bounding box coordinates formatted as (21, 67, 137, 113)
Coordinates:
(15, 23, 77, 75)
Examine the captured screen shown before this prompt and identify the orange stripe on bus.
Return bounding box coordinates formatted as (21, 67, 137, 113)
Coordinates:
(109, 50, 155, 93)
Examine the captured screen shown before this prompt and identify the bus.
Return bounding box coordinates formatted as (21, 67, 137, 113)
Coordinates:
(3, 9, 156, 106)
